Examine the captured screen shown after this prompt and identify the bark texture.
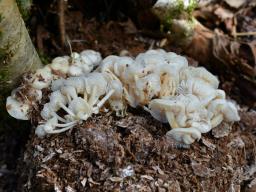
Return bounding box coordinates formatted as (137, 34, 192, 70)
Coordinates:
(0, 0, 42, 93)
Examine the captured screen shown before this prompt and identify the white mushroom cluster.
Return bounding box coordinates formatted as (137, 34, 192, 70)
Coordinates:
(6, 50, 101, 120)
(6, 49, 240, 144)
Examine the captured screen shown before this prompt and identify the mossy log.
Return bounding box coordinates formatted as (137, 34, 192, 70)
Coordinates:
(0, 0, 42, 94)
(0, 0, 42, 135)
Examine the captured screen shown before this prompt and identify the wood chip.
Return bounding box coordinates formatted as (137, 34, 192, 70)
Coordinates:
(109, 177, 123, 182)
(202, 138, 216, 150)
(141, 175, 154, 180)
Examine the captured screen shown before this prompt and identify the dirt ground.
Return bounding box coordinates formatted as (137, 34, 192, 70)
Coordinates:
(0, 0, 256, 191)
(18, 107, 256, 191)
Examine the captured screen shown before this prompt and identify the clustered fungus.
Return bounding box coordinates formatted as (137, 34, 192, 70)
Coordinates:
(6, 49, 240, 144)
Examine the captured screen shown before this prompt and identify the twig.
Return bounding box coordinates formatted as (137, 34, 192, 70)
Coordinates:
(58, 0, 66, 47)
(234, 31, 256, 37)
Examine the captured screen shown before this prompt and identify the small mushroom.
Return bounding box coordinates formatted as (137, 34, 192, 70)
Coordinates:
(5, 49, 240, 143)
(67, 97, 92, 121)
(177, 78, 218, 106)
(80, 50, 102, 69)
(60, 86, 78, 102)
(166, 127, 202, 145)
(180, 66, 219, 89)
(30, 65, 53, 90)
(208, 99, 240, 127)
(6, 96, 30, 120)
(35, 116, 77, 138)
(50, 56, 70, 75)
(84, 72, 108, 106)
(107, 78, 127, 117)
(134, 73, 161, 104)
(145, 98, 186, 127)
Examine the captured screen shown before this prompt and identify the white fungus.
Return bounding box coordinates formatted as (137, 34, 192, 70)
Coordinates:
(6, 49, 240, 144)
(6, 96, 30, 120)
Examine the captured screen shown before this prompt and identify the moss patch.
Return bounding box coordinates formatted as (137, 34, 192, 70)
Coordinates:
(0, 13, 3, 39)
(0, 46, 14, 86)
(38, 50, 51, 65)
(161, 0, 197, 30)
(16, 0, 32, 20)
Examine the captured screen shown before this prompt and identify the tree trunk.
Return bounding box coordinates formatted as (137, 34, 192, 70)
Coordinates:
(0, 0, 42, 94)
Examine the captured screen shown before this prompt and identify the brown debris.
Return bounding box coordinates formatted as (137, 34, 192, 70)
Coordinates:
(212, 121, 233, 138)
(17, 104, 256, 191)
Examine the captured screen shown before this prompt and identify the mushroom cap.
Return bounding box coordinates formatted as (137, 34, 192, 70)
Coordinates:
(68, 65, 83, 76)
(27, 87, 43, 102)
(180, 67, 219, 89)
(135, 52, 165, 68)
(207, 99, 226, 118)
(41, 103, 55, 120)
(6, 96, 30, 120)
(50, 56, 70, 74)
(60, 86, 77, 100)
(100, 55, 119, 72)
(191, 121, 212, 133)
(146, 99, 180, 123)
(49, 90, 68, 108)
(223, 101, 240, 122)
(114, 57, 134, 77)
(30, 65, 53, 89)
(166, 127, 202, 144)
(149, 98, 185, 113)
(164, 52, 188, 71)
(84, 72, 108, 95)
(80, 50, 102, 67)
(68, 97, 91, 119)
(35, 116, 58, 137)
(135, 74, 161, 103)
(71, 52, 80, 61)
(51, 78, 65, 91)
(35, 124, 47, 138)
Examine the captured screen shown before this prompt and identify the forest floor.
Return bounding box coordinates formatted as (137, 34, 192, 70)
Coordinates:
(0, 0, 256, 191)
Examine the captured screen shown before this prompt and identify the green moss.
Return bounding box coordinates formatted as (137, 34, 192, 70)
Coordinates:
(0, 13, 3, 39)
(186, 0, 198, 15)
(16, 0, 32, 20)
(159, 0, 198, 32)
(0, 46, 14, 89)
(0, 68, 10, 83)
(0, 46, 13, 66)
(38, 50, 51, 65)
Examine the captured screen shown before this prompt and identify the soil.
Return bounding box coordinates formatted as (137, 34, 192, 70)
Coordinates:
(0, 0, 256, 191)
(18, 108, 256, 192)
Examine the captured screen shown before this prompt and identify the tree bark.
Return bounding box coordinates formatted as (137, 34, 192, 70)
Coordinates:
(0, 0, 42, 93)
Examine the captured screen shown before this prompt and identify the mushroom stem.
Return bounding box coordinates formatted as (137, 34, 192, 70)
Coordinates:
(96, 89, 115, 109)
(54, 113, 67, 123)
(165, 111, 179, 128)
(55, 120, 77, 128)
(47, 124, 76, 134)
(59, 103, 75, 117)
(211, 114, 224, 128)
